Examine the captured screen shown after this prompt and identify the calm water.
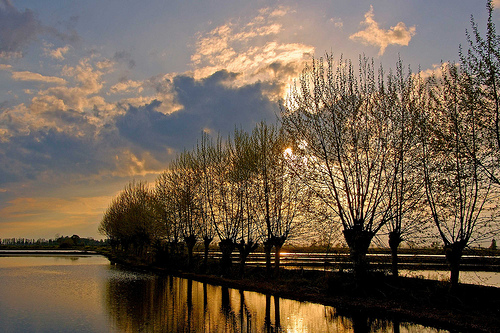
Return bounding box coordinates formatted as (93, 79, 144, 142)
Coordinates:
(0, 255, 449, 333)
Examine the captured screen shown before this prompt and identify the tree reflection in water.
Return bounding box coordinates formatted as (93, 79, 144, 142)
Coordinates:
(105, 269, 448, 332)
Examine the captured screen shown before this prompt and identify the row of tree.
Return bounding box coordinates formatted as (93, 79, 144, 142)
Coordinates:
(0, 236, 106, 247)
(281, 1, 500, 285)
(100, 1, 500, 285)
(99, 123, 317, 276)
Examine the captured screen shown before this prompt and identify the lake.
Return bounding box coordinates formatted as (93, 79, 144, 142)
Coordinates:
(0, 254, 450, 332)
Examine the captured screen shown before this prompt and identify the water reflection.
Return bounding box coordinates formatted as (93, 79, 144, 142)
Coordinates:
(104, 270, 448, 333)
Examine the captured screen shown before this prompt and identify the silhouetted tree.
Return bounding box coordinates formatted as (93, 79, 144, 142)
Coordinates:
(383, 60, 428, 277)
(422, 62, 497, 287)
(282, 55, 399, 280)
(194, 132, 217, 270)
(460, 0, 500, 185)
(249, 122, 310, 276)
(99, 181, 166, 257)
(169, 151, 202, 270)
(231, 128, 260, 277)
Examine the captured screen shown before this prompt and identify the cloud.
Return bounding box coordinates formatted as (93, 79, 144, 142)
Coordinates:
(190, 5, 314, 99)
(0, 4, 304, 207)
(109, 79, 143, 94)
(329, 17, 343, 29)
(113, 51, 136, 69)
(0, 0, 42, 58)
(11, 70, 67, 85)
(0, 1, 79, 58)
(43, 43, 70, 60)
(0, 65, 67, 85)
(349, 6, 416, 55)
(20, 58, 113, 115)
(116, 70, 278, 153)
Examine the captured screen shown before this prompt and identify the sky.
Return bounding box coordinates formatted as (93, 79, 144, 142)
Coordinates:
(0, 0, 498, 240)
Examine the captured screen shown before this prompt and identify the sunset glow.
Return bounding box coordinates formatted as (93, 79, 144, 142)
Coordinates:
(0, 0, 496, 239)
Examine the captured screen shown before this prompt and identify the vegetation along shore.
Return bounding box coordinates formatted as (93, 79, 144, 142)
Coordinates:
(100, 247, 500, 333)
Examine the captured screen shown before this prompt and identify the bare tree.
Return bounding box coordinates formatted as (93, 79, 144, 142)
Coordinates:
(249, 122, 310, 276)
(422, 63, 497, 287)
(282, 55, 398, 280)
(383, 60, 428, 277)
(460, 0, 500, 185)
(209, 134, 244, 275)
(168, 151, 202, 270)
(194, 133, 217, 270)
(99, 181, 166, 257)
(232, 128, 261, 276)
(155, 171, 183, 259)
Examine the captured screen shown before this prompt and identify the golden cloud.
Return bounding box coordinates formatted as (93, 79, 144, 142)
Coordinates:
(11, 71, 67, 85)
(109, 79, 144, 94)
(349, 6, 416, 55)
(43, 43, 70, 60)
(190, 6, 314, 99)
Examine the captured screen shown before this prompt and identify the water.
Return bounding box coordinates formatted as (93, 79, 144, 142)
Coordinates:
(0, 254, 449, 332)
(400, 269, 500, 287)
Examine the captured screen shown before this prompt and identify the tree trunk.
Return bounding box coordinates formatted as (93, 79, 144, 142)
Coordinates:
(203, 236, 213, 271)
(264, 240, 273, 277)
(343, 226, 374, 282)
(236, 240, 259, 277)
(274, 236, 286, 278)
(219, 239, 235, 276)
(388, 231, 403, 278)
(184, 234, 197, 271)
(445, 241, 466, 287)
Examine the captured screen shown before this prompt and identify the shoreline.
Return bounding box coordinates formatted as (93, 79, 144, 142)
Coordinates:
(2, 248, 498, 331)
(105, 253, 500, 333)
(0, 249, 100, 255)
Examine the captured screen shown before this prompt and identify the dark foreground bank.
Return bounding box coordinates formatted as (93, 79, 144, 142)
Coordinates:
(102, 252, 500, 333)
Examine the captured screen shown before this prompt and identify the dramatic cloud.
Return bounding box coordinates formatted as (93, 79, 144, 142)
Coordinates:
(191, 6, 314, 99)
(349, 6, 416, 55)
(116, 70, 278, 153)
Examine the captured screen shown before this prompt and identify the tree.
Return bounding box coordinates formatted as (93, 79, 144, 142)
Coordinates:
(460, 0, 500, 185)
(282, 55, 399, 280)
(232, 128, 261, 276)
(209, 133, 244, 275)
(249, 122, 310, 276)
(422, 62, 497, 287)
(99, 181, 166, 257)
(165, 151, 202, 270)
(383, 60, 428, 277)
(194, 132, 217, 270)
(155, 171, 183, 259)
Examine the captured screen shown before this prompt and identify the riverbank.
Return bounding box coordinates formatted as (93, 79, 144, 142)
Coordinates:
(104, 252, 500, 333)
